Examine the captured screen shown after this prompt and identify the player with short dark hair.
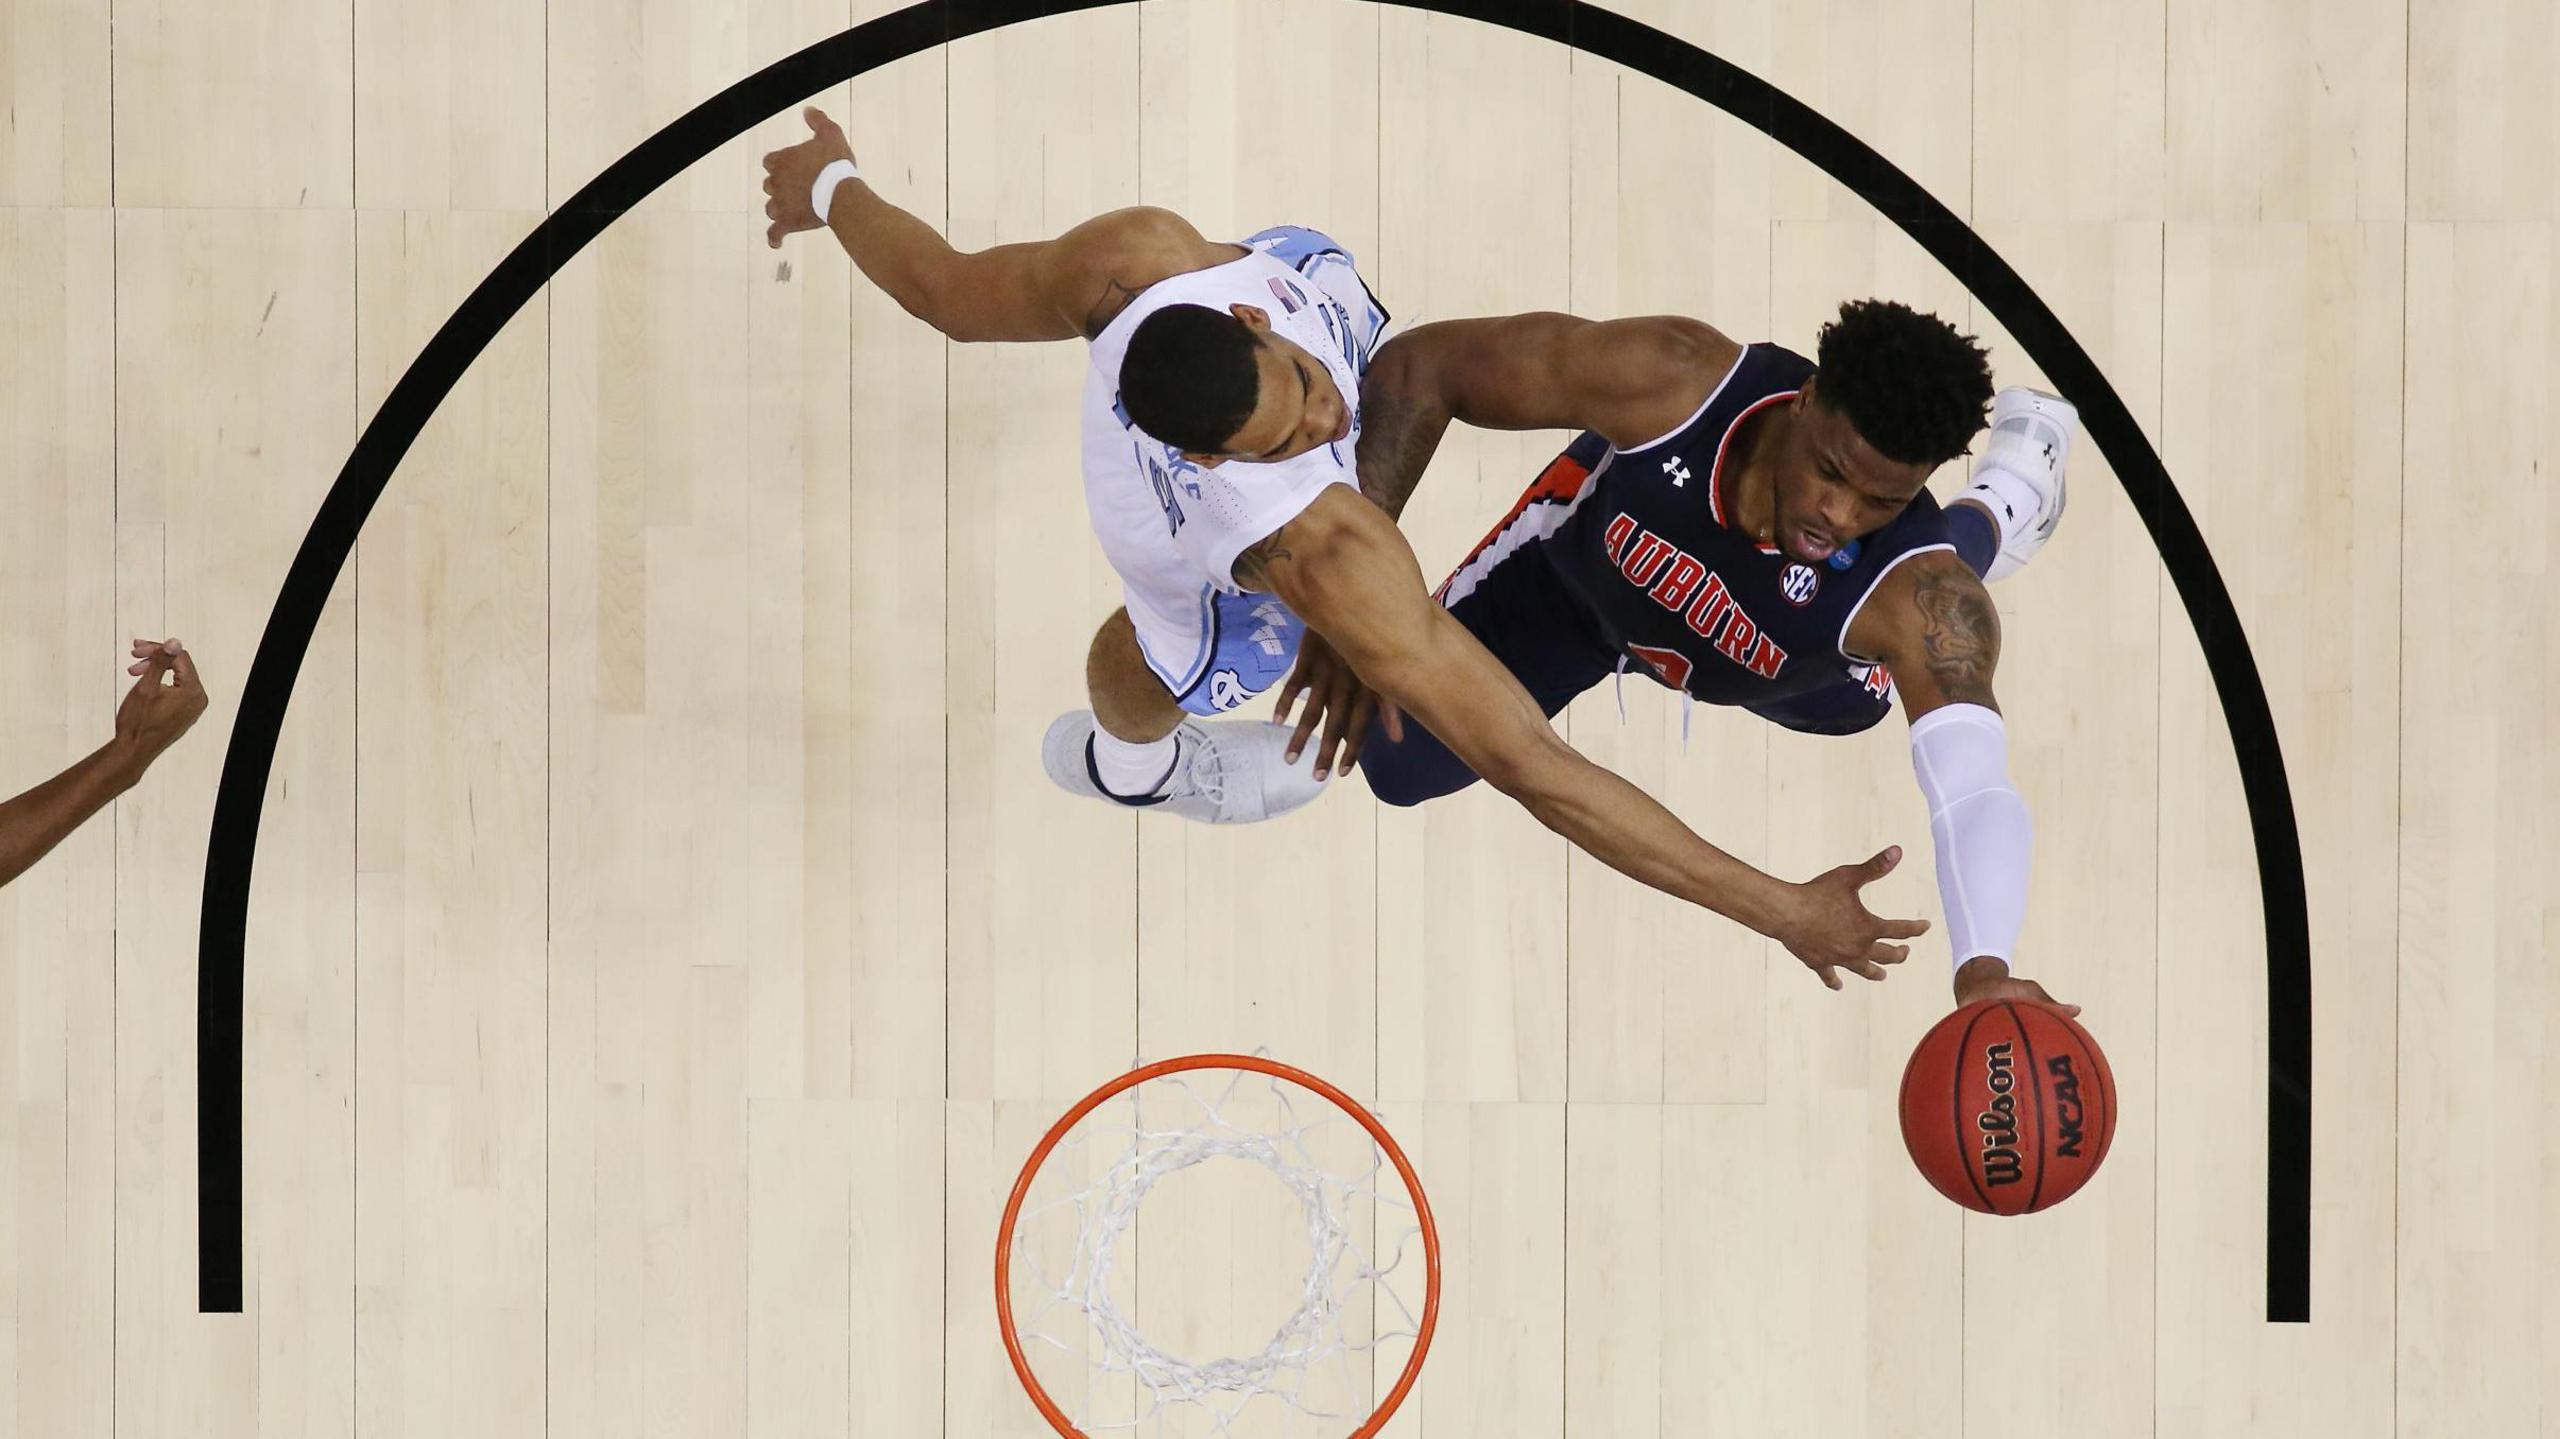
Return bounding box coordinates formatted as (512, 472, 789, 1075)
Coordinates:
(1281, 301, 2077, 1008)
(1116, 304, 1271, 455)
(1808, 297, 1999, 470)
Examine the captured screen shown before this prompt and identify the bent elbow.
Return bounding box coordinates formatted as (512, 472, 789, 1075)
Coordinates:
(1365, 333, 1424, 390)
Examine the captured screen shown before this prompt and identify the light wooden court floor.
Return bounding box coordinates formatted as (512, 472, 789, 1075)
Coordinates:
(0, 0, 2550, 1434)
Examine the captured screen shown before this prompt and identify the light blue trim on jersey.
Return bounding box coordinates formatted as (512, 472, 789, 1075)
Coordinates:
(1242, 225, 1391, 378)
(1244, 224, 1352, 270)
(1136, 583, 1223, 698)
(1160, 591, 1307, 716)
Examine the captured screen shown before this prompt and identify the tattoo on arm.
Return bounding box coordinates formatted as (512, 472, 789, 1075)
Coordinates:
(1348, 390, 1451, 523)
(1230, 525, 1296, 593)
(1910, 567, 2002, 708)
(1078, 276, 1149, 339)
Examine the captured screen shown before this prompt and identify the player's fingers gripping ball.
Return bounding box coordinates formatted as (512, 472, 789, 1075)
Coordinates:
(1899, 1000, 2117, 1215)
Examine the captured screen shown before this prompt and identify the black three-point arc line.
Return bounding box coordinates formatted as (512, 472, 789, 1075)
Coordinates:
(197, 0, 2313, 1321)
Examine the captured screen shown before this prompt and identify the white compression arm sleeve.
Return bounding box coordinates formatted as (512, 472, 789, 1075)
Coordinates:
(1908, 703, 2033, 969)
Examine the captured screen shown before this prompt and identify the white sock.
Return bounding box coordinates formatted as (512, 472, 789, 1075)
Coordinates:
(1091, 727, 1180, 798)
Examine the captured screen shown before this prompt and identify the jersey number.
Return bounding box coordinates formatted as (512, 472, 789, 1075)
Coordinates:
(1626, 644, 1692, 690)
(1144, 453, 1187, 538)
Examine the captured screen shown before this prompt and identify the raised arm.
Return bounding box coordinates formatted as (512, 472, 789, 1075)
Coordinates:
(2, 640, 207, 890)
(1352, 312, 1740, 519)
(1847, 552, 2074, 1013)
(760, 108, 1237, 343)
(1249, 487, 1926, 987)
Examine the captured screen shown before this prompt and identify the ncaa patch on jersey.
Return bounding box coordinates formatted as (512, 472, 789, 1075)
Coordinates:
(1780, 562, 1823, 605)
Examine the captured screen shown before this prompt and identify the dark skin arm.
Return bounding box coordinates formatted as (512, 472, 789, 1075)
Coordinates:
(760, 108, 1238, 342)
(1247, 487, 1928, 988)
(1846, 552, 2076, 1015)
(2, 640, 208, 890)
(1350, 312, 1742, 519)
(1849, 551, 2004, 717)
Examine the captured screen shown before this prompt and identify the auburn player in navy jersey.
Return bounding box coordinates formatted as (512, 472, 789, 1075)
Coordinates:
(1281, 300, 2078, 1011)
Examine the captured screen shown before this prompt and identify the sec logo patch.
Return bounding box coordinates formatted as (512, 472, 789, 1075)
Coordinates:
(1780, 563, 1822, 605)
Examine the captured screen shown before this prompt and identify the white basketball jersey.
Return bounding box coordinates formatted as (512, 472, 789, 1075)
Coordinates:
(1080, 231, 1388, 614)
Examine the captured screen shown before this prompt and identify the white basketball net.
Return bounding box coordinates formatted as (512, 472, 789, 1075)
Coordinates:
(1005, 1063, 1430, 1436)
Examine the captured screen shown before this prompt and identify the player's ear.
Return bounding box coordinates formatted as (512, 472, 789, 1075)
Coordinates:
(1228, 303, 1272, 333)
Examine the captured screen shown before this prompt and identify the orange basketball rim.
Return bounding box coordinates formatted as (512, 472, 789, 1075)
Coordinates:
(994, 1053, 1444, 1438)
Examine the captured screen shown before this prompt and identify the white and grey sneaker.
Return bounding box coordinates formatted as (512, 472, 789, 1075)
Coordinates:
(1958, 386, 2077, 582)
(1040, 711, 1328, 825)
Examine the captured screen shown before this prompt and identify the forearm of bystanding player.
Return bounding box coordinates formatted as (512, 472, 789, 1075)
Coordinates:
(0, 740, 143, 890)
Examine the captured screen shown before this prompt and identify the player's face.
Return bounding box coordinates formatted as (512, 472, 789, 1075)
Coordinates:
(1207, 332, 1353, 465)
(1768, 392, 1935, 565)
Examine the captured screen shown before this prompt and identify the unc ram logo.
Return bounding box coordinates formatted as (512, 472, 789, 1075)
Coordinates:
(1205, 669, 1249, 712)
(1780, 563, 1822, 605)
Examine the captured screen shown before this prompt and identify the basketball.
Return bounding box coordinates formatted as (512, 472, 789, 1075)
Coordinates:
(1899, 1000, 2116, 1215)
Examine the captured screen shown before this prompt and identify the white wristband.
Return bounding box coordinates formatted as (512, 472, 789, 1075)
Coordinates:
(811, 158, 861, 225)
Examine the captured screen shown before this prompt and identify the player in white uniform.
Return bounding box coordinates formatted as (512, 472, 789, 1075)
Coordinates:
(1078, 225, 1388, 734)
(761, 108, 1944, 991)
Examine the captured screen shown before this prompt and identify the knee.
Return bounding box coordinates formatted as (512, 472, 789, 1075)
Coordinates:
(1363, 765, 1433, 808)
(1086, 608, 1138, 673)
(1358, 740, 1460, 809)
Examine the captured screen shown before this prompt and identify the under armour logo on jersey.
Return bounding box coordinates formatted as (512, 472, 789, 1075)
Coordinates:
(1663, 456, 1692, 488)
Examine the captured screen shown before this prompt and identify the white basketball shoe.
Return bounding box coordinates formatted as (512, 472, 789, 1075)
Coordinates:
(1957, 386, 2078, 582)
(1041, 711, 1329, 825)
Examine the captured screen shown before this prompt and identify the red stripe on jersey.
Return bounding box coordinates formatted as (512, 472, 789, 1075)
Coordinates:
(1438, 448, 1594, 589)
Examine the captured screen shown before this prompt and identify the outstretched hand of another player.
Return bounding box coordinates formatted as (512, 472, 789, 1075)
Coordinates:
(117, 637, 209, 770)
(1275, 630, 1402, 779)
(762, 107, 858, 249)
(1778, 845, 1931, 990)
(1952, 955, 2080, 1018)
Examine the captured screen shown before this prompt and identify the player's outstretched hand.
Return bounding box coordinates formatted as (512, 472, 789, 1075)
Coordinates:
(116, 637, 210, 771)
(1951, 955, 2080, 1018)
(762, 106, 858, 249)
(1777, 845, 1930, 990)
(1274, 630, 1402, 780)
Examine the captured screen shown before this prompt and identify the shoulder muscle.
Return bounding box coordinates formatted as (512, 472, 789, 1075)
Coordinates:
(1406, 312, 1742, 449)
(1557, 315, 1742, 447)
(1051, 207, 1239, 337)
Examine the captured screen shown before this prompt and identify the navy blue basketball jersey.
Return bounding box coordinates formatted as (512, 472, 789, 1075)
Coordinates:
(1540, 343, 1957, 706)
